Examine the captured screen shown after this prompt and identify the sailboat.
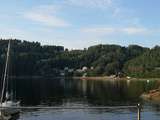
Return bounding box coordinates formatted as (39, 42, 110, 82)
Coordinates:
(0, 40, 20, 119)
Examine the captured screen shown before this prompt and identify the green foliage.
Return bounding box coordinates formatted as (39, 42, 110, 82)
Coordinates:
(0, 39, 158, 78)
(0, 39, 64, 77)
(124, 46, 160, 78)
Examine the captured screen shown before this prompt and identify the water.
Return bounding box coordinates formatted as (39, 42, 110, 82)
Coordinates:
(11, 78, 160, 119)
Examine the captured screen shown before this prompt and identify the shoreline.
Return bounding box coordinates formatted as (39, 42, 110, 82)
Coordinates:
(141, 89, 160, 104)
(3, 76, 160, 81)
(73, 76, 160, 81)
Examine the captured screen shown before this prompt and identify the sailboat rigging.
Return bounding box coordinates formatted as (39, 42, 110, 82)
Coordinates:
(0, 40, 20, 119)
(1, 39, 11, 104)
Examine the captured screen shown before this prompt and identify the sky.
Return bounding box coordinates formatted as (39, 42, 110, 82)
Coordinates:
(0, 0, 160, 49)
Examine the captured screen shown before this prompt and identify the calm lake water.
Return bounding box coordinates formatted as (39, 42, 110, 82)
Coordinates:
(11, 78, 160, 120)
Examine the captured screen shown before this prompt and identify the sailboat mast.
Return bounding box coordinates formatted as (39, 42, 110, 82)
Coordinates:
(0, 40, 11, 104)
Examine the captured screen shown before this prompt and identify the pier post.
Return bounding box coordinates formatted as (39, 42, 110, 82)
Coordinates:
(137, 103, 141, 120)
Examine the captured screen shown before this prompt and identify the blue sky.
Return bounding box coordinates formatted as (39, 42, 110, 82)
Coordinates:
(0, 0, 160, 49)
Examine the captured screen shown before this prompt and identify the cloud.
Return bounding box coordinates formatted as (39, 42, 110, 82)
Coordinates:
(82, 26, 153, 36)
(64, 0, 139, 26)
(83, 27, 116, 35)
(0, 27, 27, 38)
(64, 0, 125, 20)
(65, 0, 113, 9)
(24, 5, 70, 27)
(122, 27, 148, 35)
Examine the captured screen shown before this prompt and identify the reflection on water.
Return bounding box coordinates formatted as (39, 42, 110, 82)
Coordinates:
(15, 78, 159, 106)
(10, 78, 160, 119)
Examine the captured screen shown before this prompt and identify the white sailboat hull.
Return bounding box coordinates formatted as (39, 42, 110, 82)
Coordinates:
(0, 101, 20, 117)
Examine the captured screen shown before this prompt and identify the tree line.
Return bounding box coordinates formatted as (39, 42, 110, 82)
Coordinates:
(0, 39, 159, 78)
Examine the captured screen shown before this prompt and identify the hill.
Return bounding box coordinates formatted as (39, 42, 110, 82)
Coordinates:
(0, 39, 158, 78)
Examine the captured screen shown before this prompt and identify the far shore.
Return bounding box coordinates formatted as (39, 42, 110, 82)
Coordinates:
(73, 76, 160, 81)
(3, 75, 160, 81)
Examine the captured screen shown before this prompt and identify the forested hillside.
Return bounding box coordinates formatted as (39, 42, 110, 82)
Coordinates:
(124, 46, 160, 78)
(0, 39, 159, 78)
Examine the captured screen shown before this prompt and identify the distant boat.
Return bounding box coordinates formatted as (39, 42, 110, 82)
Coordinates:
(0, 40, 20, 119)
